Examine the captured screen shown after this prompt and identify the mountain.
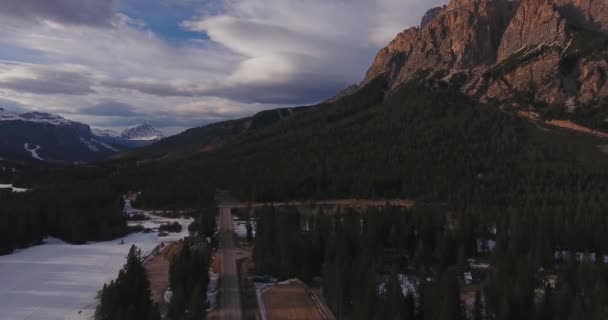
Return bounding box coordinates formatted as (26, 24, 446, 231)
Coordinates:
(0, 108, 122, 163)
(117, 106, 308, 161)
(112, 0, 608, 209)
(120, 123, 165, 141)
(361, 0, 608, 132)
(93, 124, 166, 149)
(0, 109, 166, 163)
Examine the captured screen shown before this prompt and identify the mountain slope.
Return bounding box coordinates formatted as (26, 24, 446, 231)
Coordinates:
(116, 106, 310, 162)
(362, 0, 608, 131)
(119, 75, 608, 213)
(0, 108, 121, 163)
(105, 0, 608, 211)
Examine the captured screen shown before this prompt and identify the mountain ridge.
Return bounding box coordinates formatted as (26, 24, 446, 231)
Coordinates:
(360, 0, 608, 130)
(0, 109, 165, 163)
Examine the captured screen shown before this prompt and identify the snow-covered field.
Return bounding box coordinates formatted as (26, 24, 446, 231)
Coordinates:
(0, 202, 192, 320)
(0, 184, 28, 193)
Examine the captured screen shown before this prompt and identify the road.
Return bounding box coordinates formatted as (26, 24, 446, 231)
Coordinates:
(218, 207, 242, 320)
(217, 198, 416, 209)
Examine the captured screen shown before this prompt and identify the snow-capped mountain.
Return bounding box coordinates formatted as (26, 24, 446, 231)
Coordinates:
(120, 123, 165, 141)
(92, 128, 121, 138)
(92, 123, 165, 149)
(0, 109, 78, 126)
(0, 108, 167, 162)
(0, 108, 121, 162)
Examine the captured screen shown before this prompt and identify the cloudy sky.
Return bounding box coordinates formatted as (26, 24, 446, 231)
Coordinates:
(0, 0, 445, 134)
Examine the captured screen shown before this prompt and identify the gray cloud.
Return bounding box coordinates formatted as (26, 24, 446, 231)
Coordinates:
(0, 0, 448, 133)
(0, 68, 96, 95)
(80, 101, 139, 116)
(0, 0, 118, 26)
(103, 78, 199, 97)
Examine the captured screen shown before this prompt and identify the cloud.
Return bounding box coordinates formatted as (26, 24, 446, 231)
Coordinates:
(0, 0, 119, 26)
(0, 64, 97, 95)
(80, 101, 139, 116)
(0, 97, 29, 113)
(0, 0, 447, 133)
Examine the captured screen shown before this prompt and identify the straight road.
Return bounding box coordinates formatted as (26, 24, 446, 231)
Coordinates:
(218, 207, 242, 320)
(217, 198, 416, 209)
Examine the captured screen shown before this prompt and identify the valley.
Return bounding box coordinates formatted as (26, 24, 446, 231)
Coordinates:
(1, 0, 608, 319)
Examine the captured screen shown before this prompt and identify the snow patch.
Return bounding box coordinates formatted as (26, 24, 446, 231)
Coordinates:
(93, 139, 118, 152)
(80, 138, 99, 152)
(0, 184, 28, 192)
(0, 200, 192, 320)
(91, 128, 121, 138)
(1, 110, 76, 126)
(24, 143, 44, 160)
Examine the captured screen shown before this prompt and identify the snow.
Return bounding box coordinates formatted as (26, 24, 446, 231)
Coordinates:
(128, 135, 160, 141)
(91, 128, 121, 138)
(120, 123, 165, 141)
(0, 184, 28, 192)
(24, 143, 44, 160)
(0, 200, 192, 320)
(0, 109, 76, 126)
(80, 138, 119, 153)
(377, 274, 418, 299)
(91, 139, 119, 152)
(80, 138, 100, 152)
(233, 218, 256, 239)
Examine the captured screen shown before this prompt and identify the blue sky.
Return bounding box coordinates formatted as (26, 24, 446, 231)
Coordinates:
(0, 0, 446, 134)
(119, 0, 210, 42)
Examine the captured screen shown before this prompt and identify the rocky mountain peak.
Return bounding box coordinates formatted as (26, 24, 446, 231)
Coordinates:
(497, 0, 568, 61)
(120, 123, 165, 141)
(360, 0, 608, 113)
(420, 6, 445, 28)
(363, 0, 516, 88)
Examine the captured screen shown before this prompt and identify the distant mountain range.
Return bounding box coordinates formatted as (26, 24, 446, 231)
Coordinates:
(0, 108, 165, 163)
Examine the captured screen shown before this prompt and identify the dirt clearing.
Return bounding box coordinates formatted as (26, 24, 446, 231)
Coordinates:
(146, 242, 183, 304)
(262, 280, 326, 320)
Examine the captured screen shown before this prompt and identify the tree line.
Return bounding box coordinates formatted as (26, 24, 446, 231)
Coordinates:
(95, 246, 161, 320)
(252, 205, 608, 320)
(0, 181, 126, 255)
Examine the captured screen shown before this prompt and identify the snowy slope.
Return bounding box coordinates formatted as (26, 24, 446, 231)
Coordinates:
(0, 203, 192, 320)
(120, 123, 165, 141)
(91, 128, 121, 138)
(0, 109, 76, 126)
(0, 109, 121, 162)
(92, 124, 166, 149)
(0, 184, 28, 192)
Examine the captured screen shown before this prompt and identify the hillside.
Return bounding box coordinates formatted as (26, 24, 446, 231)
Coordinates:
(0, 108, 120, 163)
(124, 76, 608, 214)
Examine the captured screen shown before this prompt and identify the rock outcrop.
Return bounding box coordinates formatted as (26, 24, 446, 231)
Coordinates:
(420, 6, 445, 28)
(361, 0, 608, 115)
(497, 0, 569, 61)
(363, 0, 516, 87)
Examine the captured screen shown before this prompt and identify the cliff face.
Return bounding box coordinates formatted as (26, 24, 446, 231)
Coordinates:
(364, 0, 516, 87)
(362, 0, 608, 113)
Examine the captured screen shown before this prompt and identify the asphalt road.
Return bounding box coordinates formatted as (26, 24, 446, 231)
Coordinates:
(218, 207, 242, 320)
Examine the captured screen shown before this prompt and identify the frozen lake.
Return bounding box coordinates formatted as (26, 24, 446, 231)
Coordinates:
(0, 205, 192, 320)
